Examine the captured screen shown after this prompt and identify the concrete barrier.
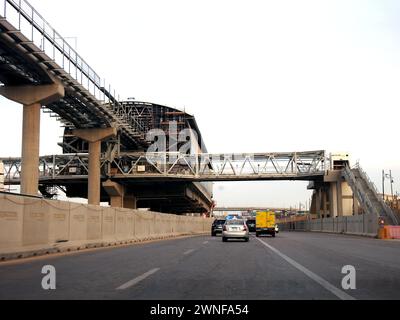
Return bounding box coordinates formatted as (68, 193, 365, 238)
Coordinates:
(102, 207, 116, 242)
(46, 199, 70, 244)
(0, 194, 24, 249)
(0, 194, 213, 260)
(86, 205, 102, 241)
(278, 214, 379, 238)
(22, 197, 49, 246)
(69, 204, 87, 242)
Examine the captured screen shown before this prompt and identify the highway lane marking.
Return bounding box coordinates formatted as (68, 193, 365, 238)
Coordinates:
(255, 237, 356, 301)
(116, 268, 160, 290)
(203, 241, 209, 244)
(184, 249, 196, 255)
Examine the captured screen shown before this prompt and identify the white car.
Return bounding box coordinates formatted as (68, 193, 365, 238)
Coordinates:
(222, 219, 250, 242)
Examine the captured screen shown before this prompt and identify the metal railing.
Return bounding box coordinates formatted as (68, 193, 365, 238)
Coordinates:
(344, 164, 399, 225)
(112, 151, 327, 179)
(354, 164, 398, 224)
(1, 151, 327, 182)
(1, 154, 108, 181)
(0, 0, 121, 104)
(343, 165, 375, 216)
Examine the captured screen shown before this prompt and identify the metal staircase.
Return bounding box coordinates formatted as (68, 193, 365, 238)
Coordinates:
(343, 164, 399, 225)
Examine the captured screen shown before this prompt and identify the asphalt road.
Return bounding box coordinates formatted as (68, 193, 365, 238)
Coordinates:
(0, 232, 399, 300)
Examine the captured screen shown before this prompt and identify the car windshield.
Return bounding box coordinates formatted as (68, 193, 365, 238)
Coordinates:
(226, 220, 245, 226)
(246, 220, 256, 224)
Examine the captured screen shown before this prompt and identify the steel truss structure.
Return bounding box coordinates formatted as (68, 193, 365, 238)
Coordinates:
(1, 150, 327, 183)
(0, 0, 148, 148)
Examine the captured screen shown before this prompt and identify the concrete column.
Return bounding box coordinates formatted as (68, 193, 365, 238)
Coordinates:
(322, 190, 328, 218)
(337, 181, 343, 217)
(20, 103, 41, 195)
(310, 192, 317, 215)
(0, 82, 64, 196)
(88, 141, 101, 206)
(73, 127, 117, 206)
(124, 195, 137, 210)
(329, 182, 338, 217)
(316, 189, 322, 218)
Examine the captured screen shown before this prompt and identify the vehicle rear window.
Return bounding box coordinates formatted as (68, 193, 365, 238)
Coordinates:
(214, 220, 226, 225)
(246, 220, 256, 224)
(226, 220, 245, 225)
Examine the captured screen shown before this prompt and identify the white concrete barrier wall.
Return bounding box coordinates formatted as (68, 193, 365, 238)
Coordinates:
(69, 204, 87, 242)
(87, 205, 102, 241)
(279, 214, 378, 237)
(102, 207, 116, 241)
(0, 194, 213, 252)
(47, 200, 70, 244)
(23, 197, 49, 246)
(0, 194, 24, 249)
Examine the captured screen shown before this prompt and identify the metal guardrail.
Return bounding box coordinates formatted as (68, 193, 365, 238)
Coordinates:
(0, 0, 120, 105)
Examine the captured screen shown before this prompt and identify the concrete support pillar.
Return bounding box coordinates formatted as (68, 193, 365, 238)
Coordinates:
(88, 140, 101, 206)
(316, 189, 322, 218)
(103, 180, 125, 208)
(310, 192, 317, 215)
(337, 181, 343, 217)
(329, 182, 338, 217)
(322, 190, 328, 218)
(0, 83, 64, 196)
(74, 127, 117, 206)
(20, 103, 41, 195)
(124, 195, 137, 210)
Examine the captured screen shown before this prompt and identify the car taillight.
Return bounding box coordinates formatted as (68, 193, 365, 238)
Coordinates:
(243, 225, 248, 231)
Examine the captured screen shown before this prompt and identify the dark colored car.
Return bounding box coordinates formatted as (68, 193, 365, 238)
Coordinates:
(211, 219, 226, 236)
(246, 219, 256, 232)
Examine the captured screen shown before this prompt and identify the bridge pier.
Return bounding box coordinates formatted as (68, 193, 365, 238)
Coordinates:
(0, 83, 64, 196)
(73, 128, 117, 205)
(314, 171, 361, 218)
(336, 181, 343, 217)
(316, 189, 322, 218)
(102, 180, 137, 209)
(124, 194, 137, 210)
(103, 180, 124, 208)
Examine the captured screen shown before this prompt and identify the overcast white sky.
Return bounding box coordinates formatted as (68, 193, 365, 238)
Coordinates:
(1, 0, 399, 207)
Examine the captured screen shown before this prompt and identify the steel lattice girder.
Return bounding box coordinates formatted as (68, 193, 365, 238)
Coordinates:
(1, 150, 327, 184)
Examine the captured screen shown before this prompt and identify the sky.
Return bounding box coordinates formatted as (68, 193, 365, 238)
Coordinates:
(0, 0, 399, 207)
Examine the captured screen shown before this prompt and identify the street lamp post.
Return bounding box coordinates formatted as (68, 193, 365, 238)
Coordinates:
(382, 170, 394, 202)
(390, 170, 394, 200)
(383, 170, 386, 201)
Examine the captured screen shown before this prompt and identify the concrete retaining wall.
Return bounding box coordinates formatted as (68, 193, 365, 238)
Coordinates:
(0, 193, 212, 259)
(279, 214, 378, 237)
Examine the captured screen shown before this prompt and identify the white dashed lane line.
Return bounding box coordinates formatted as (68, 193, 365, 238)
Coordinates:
(116, 268, 160, 290)
(183, 249, 196, 255)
